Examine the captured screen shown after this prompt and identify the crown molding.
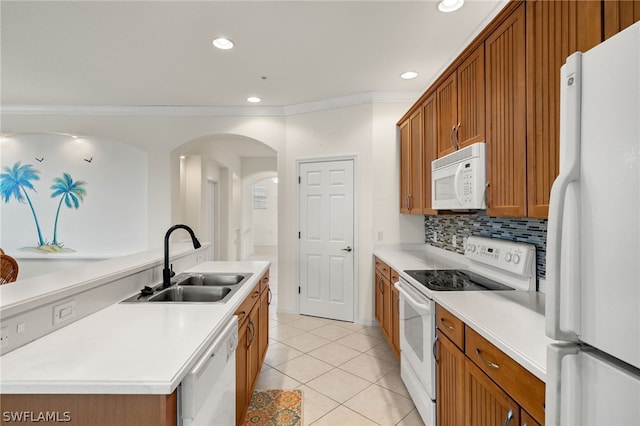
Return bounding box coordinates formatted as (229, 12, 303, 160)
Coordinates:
(2, 91, 421, 118)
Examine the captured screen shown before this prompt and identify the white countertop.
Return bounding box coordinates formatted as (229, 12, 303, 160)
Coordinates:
(374, 244, 555, 382)
(0, 261, 269, 395)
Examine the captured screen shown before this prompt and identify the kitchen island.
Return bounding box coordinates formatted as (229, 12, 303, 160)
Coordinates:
(0, 260, 269, 426)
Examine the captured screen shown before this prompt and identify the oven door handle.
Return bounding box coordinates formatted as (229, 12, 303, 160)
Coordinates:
(395, 281, 433, 314)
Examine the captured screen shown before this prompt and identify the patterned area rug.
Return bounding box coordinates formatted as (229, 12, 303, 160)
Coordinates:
(243, 389, 303, 426)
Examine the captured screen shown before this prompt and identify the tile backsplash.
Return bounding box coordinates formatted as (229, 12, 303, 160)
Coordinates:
(424, 212, 547, 285)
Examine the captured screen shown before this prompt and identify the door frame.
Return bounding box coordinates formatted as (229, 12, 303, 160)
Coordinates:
(296, 155, 359, 322)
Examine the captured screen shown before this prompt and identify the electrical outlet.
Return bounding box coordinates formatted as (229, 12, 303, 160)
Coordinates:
(432, 231, 437, 242)
(16, 322, 26, 334)
(377, 231, 384, 241)
(53, 300, 76, 325)
(452, 235, 457, 247)
(0, 326, 8, 347)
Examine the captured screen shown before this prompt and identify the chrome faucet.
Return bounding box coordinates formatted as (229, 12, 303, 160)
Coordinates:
(163, 224, 202, 288)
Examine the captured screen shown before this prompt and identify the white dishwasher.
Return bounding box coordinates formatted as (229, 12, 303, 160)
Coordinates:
(180, 316, 238, 426)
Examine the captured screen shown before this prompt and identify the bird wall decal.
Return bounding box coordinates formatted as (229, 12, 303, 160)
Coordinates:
(35, 157, 44, 162)
(84, 157, 93, 163)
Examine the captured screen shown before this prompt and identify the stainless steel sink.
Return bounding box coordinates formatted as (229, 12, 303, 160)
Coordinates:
(121, 272, 252, 303)
(173, 272, 251, 287)
(148, 286, 232, 302)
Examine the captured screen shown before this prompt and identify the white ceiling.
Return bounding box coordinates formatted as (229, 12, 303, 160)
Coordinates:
(1, 0, 506, 109)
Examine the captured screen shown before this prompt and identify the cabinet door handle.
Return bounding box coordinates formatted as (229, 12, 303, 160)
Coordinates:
(484, 181, 490, 208)
(252, 290, 260, 299)
(455, 122, 461, 149)
(247, 320, 255, 347)
(440, 318, 455, 331)
(475, 348, 500, 369)
(237, 311, 246, 322)
(504, 409, 514, 426)
(268, 288, 272, 305)
(449, 125, 456, 150)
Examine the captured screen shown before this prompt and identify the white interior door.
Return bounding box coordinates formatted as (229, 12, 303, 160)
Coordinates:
(298, 159, 354, 322)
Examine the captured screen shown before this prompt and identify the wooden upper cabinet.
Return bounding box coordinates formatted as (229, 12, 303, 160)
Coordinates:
(526, 0, 602, 218)
(399, 110, 424, 214)
(485, 3, 527, 217)
(409, 109, 424, 213)
(399, 120, 411, 214)
(437, 72, 458, 158)
(604, 0, 640, 40)
(423, 93, 438, 215)
(457, 45, 485, 148)
(436, 44, 485, 159)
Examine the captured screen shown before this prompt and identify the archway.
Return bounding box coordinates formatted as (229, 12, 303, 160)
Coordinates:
(171, 134, 277, 262)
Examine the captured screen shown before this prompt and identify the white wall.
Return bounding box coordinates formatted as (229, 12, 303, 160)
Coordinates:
(241, 158, 278, 259)
(251, 177, 278, 246)
(0, 133, 147, 267)
(3, 102, 418, 324)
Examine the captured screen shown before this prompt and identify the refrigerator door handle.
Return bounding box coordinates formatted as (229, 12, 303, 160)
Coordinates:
(546, 344, 581, 426)
(546, 52, 582, 341)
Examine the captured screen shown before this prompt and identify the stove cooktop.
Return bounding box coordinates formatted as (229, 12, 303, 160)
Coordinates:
(404, 269, 515, 292)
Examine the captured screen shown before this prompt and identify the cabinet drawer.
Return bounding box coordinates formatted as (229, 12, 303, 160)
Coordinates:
(235, 281, 260, 324)
(436, 305, 465, 350)
(259, 270, 270, 293)
(374, 257, 391, 281)
(465, 327, 545, 425)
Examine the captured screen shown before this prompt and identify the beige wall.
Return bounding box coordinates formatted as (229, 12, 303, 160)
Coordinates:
(2, 102, 421, 324)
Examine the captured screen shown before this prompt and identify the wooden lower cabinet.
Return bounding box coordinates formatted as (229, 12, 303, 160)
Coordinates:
(391, 284, 400, 356)
(435, 304, 545, 426)
(373, 257, 400, 360)
(465, 358, 520, 426)
(235, 270, 270, 425)
(0, 393, 177, 426)
(436, 330, 466, 426)
(374, 269, 384, 325)
(382, 275, 392, 339)
(521, 409, 542, 426)
(236, 316, 250, 423)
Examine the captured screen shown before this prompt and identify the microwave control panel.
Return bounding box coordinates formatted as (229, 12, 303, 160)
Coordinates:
(460, 162, 473, 205)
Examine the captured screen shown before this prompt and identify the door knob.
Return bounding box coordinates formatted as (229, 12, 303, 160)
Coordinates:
(341, 246, 353, 252)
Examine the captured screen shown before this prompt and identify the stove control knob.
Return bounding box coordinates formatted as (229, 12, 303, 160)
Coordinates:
(505, 253, 512, 262)
(513, 254, 521, 264)
(466, 244, 475, 253)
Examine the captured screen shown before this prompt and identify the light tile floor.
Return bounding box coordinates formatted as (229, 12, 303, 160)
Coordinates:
(248, 248, 425, 426)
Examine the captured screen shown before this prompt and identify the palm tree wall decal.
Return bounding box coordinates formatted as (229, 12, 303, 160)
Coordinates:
(50, 173, 87, 245)
(0, 162, 45, 246)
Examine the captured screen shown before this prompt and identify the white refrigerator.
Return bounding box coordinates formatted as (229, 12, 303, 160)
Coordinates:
(545, 21, 640, 425)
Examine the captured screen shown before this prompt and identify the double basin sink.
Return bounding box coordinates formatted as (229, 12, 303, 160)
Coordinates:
(121, 272, 252, 303)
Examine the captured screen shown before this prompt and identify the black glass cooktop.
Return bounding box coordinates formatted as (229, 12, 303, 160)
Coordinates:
(404, 270, 514, 291)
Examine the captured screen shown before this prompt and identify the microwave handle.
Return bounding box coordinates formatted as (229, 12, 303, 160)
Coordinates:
(453, 163, 465, 206)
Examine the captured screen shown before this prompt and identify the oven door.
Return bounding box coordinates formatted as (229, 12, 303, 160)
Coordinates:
(396, 279, 436, 425)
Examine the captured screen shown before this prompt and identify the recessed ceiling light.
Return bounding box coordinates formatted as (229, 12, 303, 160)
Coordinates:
(438, 0, 464, 13)
(247, 97, 261, 103)
(212, 37, 234, 50)
(401, 71, 418, 80)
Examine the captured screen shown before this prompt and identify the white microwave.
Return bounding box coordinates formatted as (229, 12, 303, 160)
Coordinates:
(432, 142, 486, 210)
